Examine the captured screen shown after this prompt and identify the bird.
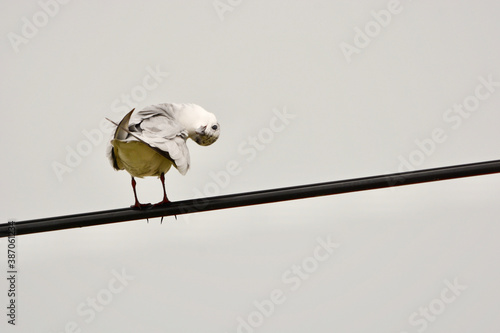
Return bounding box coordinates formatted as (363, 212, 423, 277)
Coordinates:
(106, 103, 220, 209)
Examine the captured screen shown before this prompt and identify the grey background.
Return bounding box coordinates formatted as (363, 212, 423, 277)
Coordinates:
(1, 0, 500, 332)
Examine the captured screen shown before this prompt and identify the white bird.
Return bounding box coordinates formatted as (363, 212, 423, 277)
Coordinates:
(106, 103, 220, 209)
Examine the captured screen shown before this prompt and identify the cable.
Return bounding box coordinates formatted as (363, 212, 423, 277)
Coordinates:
(1, 159, 500, 237)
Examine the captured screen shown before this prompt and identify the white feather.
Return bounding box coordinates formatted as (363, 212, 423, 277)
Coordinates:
(107, 103, 220, 178)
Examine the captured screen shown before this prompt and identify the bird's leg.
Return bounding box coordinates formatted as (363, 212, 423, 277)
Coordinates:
(132, 177, 140, 206)
(154, 172, 170, 207)
(160, 172, 169, 203)
(130, 177, 151, 209)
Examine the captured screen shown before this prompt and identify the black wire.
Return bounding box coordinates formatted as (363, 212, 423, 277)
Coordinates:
(1, 159, 500, 237)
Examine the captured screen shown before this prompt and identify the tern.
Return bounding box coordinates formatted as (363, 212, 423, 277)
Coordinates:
(107, 103, 220, 209)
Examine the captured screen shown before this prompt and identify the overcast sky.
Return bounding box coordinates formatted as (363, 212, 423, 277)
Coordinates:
(1, 1, 500, 332)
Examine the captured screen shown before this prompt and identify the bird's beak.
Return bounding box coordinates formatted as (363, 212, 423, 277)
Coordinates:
(196, 125, 207, 135)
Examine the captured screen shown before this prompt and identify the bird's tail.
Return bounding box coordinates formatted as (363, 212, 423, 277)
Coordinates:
(106, 108, 135, 140)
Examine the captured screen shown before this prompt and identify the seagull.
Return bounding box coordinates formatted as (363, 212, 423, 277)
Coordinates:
(106, 103, 220, 209)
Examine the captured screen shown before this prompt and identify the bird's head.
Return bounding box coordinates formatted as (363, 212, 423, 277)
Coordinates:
(175, 103, 221, 146)
(193, 120, 220, 146)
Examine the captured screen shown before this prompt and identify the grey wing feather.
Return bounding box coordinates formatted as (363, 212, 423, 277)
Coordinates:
(145, 133, 190, 175)
(136, 105, 190, 174)
(109, 105, 191, 175)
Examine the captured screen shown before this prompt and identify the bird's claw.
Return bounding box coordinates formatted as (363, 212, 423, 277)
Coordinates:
(153, 200, 171, 208)
(130, 203, 152, 210)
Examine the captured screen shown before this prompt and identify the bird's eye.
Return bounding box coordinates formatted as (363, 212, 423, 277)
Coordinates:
(211, 124, 218, 130)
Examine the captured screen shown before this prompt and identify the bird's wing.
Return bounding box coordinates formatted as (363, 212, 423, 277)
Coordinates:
(138, 124, 190, 174)
(129, 103, 178, 129)
(130, 105, 191, 175)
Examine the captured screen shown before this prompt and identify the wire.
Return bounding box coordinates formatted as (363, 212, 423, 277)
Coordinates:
(1, 159, 500, 237)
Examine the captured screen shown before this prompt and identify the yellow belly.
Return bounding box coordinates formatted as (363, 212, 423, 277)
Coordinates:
(112, 140, 173, 178)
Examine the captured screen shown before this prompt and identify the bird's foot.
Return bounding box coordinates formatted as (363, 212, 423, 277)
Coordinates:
(130, 202, 152, 210)
(153, 198, 171, 207)
(158, 214, 176, 224)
